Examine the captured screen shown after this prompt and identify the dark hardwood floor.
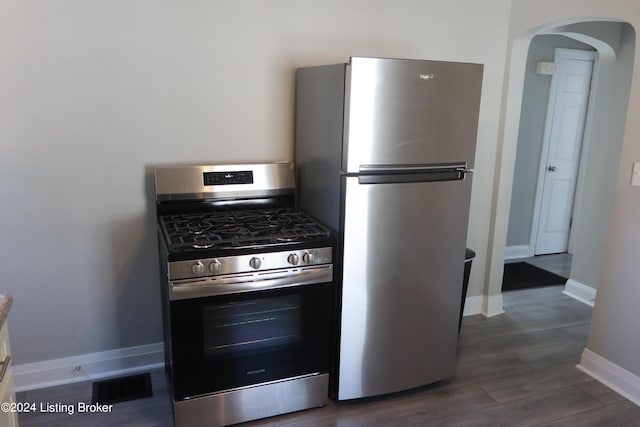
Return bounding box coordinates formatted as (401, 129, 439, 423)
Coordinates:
(17, 285, 640, 426)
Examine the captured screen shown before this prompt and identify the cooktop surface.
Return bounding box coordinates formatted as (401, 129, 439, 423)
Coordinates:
(159, 207, 331, 254)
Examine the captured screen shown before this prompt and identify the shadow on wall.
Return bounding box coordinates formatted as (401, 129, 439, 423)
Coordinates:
(110, 171, 163, 349)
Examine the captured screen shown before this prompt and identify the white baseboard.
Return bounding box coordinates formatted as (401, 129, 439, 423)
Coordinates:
(463, 294, 504, 318)
(483, 293, 505, 317)
(563, 279, 596, 307)
(505, 245, 531, 260)
(463, 295, 483, 316)
(577, 348, 640, 406)
(13, 342, 165, 392)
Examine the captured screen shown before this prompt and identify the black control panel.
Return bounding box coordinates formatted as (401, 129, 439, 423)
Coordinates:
(203, 171, 254, 186)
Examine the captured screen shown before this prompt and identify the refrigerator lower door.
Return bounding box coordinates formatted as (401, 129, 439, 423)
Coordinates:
(337, 175, 472, 400)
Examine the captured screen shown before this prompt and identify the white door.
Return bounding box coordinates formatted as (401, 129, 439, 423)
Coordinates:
(535, 49, 595, 255)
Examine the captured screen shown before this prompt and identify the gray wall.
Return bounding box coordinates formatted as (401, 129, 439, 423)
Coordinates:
(570, 24, 633, 290)
(587, 22, 639, 376)
(0, 0, 511, 366)
(507, 35, 595, 247)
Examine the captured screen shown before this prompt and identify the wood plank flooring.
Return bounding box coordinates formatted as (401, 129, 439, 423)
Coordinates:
(17, 285, 640, 426)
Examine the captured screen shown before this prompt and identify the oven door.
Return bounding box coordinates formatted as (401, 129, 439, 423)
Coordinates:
(168, 271, 333, 401)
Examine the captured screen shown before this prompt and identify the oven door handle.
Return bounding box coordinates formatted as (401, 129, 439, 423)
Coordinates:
(170, 265, 333, 300)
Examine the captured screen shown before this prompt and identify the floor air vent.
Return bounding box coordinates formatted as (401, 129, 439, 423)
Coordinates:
(92, 373, 153, 405)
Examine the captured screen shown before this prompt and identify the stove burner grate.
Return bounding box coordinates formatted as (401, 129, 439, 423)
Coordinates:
(160, 208, 330, 252)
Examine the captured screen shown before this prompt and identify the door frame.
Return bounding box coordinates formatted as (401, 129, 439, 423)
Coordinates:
(529, 48, 597, 256)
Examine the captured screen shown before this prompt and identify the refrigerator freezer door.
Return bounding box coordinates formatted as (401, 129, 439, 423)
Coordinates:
(343, 57, 483, 173)
(337, 175, 472, 400)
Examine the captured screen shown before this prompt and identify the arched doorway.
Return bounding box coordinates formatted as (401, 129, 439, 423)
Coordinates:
(483, 19, 635, 316)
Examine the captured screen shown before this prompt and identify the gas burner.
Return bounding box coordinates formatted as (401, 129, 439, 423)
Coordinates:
(192, 242, 215, 249)
(187, 220, 213, 235)
(276, 235, 299, 242)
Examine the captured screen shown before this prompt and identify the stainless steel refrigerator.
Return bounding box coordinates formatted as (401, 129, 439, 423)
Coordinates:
(294, 57, 483, 401)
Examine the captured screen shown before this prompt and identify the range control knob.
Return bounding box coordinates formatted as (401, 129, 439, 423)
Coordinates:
(302, 251, 314, 264)
(287, 253, 300, 265)
(209, 259, 221, 273)
(191, 261, 205, 275)
(249, 257, 262, 270)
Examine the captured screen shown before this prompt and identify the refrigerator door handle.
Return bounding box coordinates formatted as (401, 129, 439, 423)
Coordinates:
(358, 163, 471, 184)
(359, 162, 467, 175)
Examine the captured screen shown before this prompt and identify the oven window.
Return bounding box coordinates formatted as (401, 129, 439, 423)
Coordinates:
(203, 295, 301, 357)
(169, 282, 333, 400)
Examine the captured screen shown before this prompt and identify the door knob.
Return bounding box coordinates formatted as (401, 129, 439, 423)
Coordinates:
(547, 165, 557, 172)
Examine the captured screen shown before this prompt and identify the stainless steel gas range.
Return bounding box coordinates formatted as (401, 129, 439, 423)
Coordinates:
(154, 162, 334, 427)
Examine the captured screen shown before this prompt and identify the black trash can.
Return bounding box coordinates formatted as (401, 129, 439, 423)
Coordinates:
(459, 248, 476, 333)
